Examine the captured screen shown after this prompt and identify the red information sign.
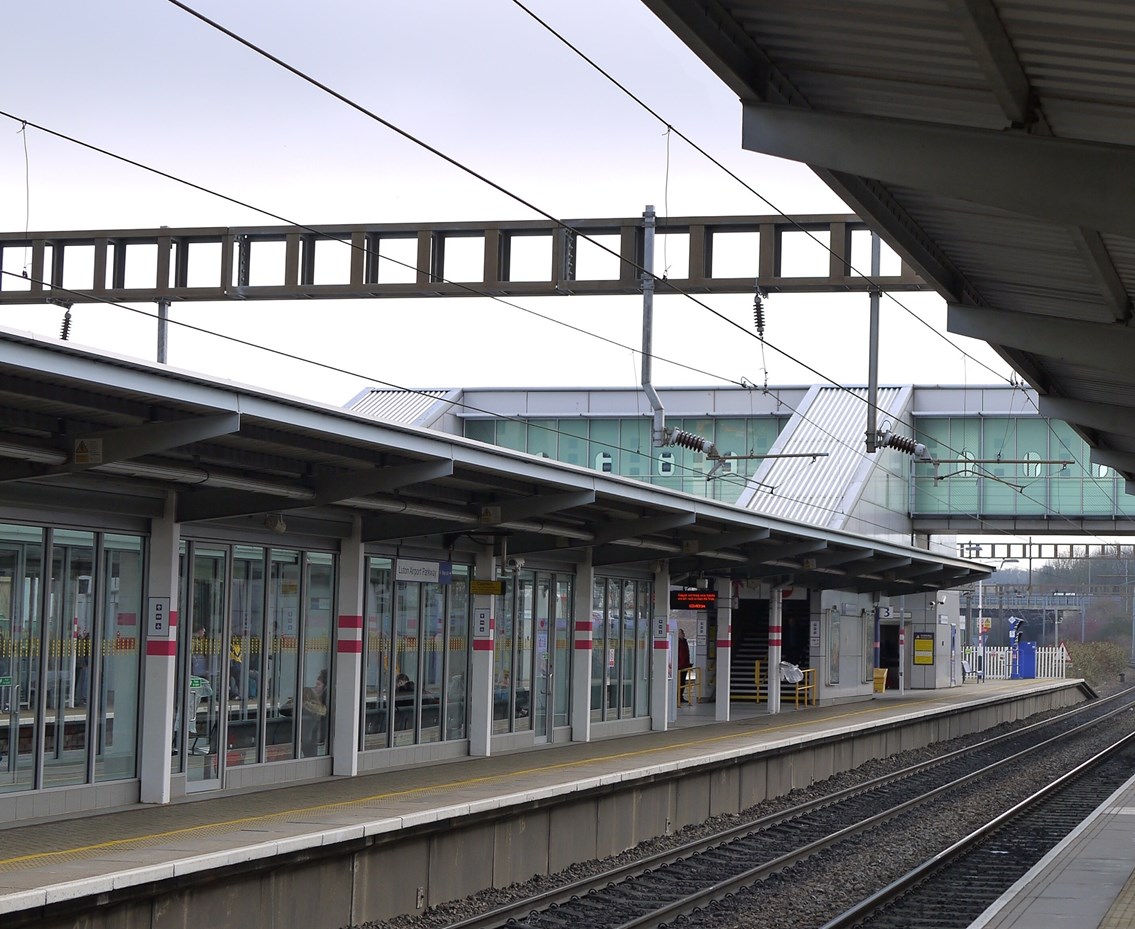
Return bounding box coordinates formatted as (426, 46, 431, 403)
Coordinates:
(669, 590, 717, 610)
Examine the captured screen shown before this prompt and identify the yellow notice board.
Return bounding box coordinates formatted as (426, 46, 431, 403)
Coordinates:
(913, 632, 934, 665)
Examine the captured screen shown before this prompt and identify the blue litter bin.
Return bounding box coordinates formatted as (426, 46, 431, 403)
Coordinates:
(1016, 641, 1037, 679)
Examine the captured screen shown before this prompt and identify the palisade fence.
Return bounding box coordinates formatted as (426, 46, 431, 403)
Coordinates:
(961, 645, 1070, 680)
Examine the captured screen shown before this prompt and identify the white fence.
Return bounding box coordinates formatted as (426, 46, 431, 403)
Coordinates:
(962, 645, 1070, 680)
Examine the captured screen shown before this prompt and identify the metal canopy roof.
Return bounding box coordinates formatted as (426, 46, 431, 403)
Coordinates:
(0, 330, 985, 596)
(643, 0, 1135, 491)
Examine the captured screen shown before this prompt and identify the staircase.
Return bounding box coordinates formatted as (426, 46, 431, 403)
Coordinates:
(731, 634, 768, 701)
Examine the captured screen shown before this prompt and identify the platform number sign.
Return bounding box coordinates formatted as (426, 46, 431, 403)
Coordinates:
(148, 597, 173, 639)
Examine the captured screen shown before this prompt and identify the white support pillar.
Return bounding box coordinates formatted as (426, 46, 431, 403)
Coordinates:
(715, 578, 732, 722)
(571, 554, 594, 743)
(469, 549, 496, 757)
(139, 493, 179, 804)
(332, 517, 364, 777)
(767, 586, 784, 715)
(650, 563, 670, 731)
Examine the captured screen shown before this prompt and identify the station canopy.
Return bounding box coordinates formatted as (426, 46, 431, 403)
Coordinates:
(0, 331, 985, 595)
(644, 0, 1135, 491)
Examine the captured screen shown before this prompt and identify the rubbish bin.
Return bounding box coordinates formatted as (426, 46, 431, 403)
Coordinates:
(1016, 641, 1037, 679)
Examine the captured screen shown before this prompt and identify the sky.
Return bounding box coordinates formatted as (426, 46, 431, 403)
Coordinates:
(1, 0, 1107, 561)
(0, 0, 1014, 402)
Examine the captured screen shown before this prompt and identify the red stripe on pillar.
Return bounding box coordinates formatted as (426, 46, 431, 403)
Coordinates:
(574, 621, 591, 632)
(573, 640, 593, 650)
(472, 639, 494, 651)
(653, 640, 670, 649)
(336, 640, 363, 653)
(169, 610, 179, 627)
(146, 640, 177, 656)
(338, 614, 363, 629)
(716, 640, 732, 649)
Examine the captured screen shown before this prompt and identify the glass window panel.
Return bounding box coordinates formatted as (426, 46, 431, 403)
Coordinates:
(393, 581, 421, 745)
(590, 579, 605, 719)
(553, 577, 572, 728)
(527, 420, 558, 460)
(300, 552, 334, 758)
(606, 580, 621, 717)
(0, 526, 43, 793)
(95, 534, 143, 783)
(621, 582, 635, 716)
(186, 547, 226, 782)
(558, 420, 589, 467)
(493, 583, 513, 732)
(620, 420, 650, 479)
(533, 574, 551, 738)
(419, 582, 443, 744)
(464, 420, 495, 445)
(496, 420, 527, 453)
(514, 574, 533, 732)
(590, 420, 620, 474)
(363, 557, 393, 749)
(267, 550, 301, 762)
(43, 531, 95, 788)
(634, 581, 651, 717)
(225, 547, 265, 767)
(443, 566, 469, 741)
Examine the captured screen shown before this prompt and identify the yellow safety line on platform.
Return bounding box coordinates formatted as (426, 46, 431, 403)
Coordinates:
(0, 693, 952, 871)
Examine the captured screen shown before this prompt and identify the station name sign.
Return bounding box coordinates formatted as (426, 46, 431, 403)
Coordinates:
(669, 589, 717, 610)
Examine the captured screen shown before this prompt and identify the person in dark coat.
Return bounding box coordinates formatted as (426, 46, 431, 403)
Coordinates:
(677, 629, 692, 704)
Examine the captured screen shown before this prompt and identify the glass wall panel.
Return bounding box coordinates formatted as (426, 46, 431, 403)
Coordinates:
(0, 525, 43, 793)
(493, 582, 513, 732)
(419, 581, 443, 744)
(634, 581, 650, 717)
(300, 553, 333, 758)
(43, 530, 94, 787)
(443, 566, 469, 741)
(514, 574, 533, 732)
(185, 546, 226, 783)
(553, 577, 572, 728)
(393, 581, 421, 746)
(558, 420, 588, 468)
(605, 580, 621, 717)
(533, 575, 551, 738)
(464, 420, 495, 445)
(363, 558, 393, 749)
(226, 547, 265, 766)
(496, 420, 526, 453)
(590, 579, 605, 718)
(620, 581, 635, 715)
(267, 550, 301, 762)
(527, 420, 558, 460)
(95, 534, 143, 783)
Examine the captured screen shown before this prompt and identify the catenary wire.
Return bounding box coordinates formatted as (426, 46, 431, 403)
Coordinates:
(7, 10, 1117, 548)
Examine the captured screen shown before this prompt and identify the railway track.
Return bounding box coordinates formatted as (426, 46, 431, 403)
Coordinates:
(820, 732, 1135, 929)
(431, 690, 1135, 929)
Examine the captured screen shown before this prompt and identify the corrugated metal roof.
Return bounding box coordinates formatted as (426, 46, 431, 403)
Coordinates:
(739, 386, 907, 530)
(644, 0, 1135, 496)
(345, 388, 461, 427)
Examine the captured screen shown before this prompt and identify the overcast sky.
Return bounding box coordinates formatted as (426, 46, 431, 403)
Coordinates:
(1, 0, 1014, 404)
(10, 1, 1113, 561)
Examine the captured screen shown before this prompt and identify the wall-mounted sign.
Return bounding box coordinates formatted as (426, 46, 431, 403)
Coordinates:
(669, 590, 717, 610)
(396, 559, 440, 584)
(147, 597, 173, 639)
(913, 631, 935, 665)
(470, 578, 506, 596)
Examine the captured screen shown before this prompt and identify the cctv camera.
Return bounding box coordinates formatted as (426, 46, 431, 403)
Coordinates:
(506, 557, 525, 571)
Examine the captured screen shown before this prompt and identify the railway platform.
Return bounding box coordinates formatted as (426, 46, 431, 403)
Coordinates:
(971, 766, 1135, 929)
(0, 679, 1090, 929)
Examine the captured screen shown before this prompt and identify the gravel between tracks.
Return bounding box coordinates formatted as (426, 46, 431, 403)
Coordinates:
(353, 683, 1132, 929)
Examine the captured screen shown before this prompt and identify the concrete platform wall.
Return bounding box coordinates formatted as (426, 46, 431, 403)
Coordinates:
(19, 684, 1090, 929)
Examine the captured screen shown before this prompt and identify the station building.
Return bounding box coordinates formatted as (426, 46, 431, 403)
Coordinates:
(0, 331, 992, 822)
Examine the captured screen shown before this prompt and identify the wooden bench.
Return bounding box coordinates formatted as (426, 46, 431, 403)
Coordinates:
(872, 667, 889, 693)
